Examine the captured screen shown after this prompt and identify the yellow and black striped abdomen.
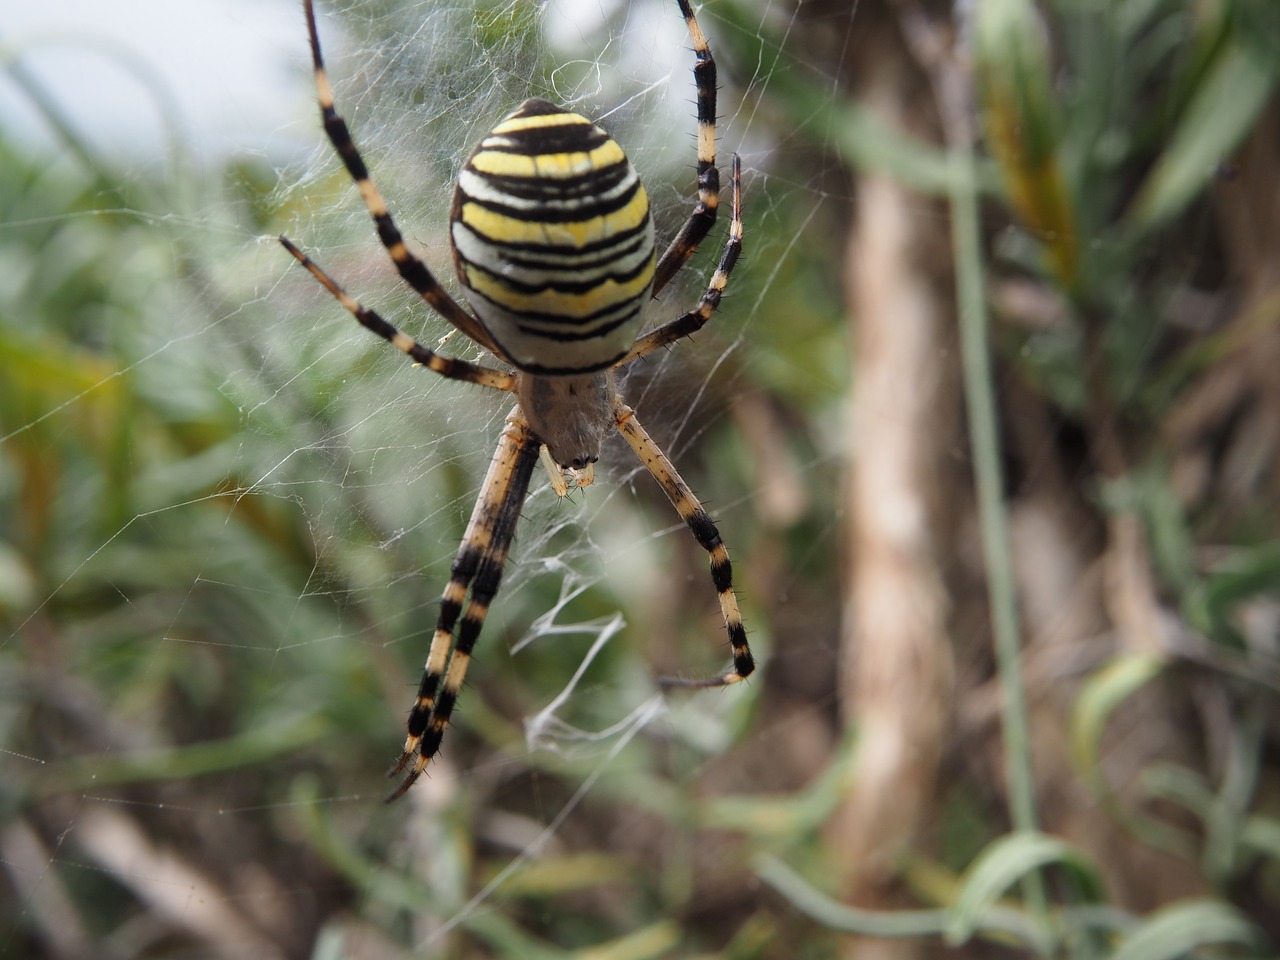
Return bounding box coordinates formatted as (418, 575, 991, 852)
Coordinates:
(451, 99, 656, 375)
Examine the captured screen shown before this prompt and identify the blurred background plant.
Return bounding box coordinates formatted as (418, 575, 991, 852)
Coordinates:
(1, 0, 1277, 958)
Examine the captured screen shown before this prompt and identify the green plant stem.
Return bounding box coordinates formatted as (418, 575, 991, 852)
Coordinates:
(889, 0, 1043, 874)
(35, 716, 327, 797)
(948, 135, 1046, 911)
(754, 855, 1046, 948)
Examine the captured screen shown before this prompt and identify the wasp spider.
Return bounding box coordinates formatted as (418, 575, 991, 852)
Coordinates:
(281, 0, 753, 800)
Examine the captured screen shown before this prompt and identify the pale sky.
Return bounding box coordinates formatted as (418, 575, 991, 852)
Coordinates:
(1, 0, 681, 167)
(1, 0, 311, 163)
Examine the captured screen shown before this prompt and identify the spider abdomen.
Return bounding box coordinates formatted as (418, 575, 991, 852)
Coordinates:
(451, 99, 656, 376)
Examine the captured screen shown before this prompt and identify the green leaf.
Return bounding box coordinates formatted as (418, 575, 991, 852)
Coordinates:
(751, 854, 1038, 944)
(1070, 652, 1166, 784)
(1191, 540, 1280, 639)
(696, 724, 858, 838)
(1109, 899, 1263, 960)
(946, 831, 1105, 948)
(1126, 39, 1277, 234)
(1241, 815, 1280, 861)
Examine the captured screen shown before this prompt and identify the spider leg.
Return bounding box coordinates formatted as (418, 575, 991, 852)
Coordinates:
(622, 154, 743, 365)
(652, 0, 721, 297)
(280, 237, 514, 392)
(301, 0, 505, 359)
(613, 401, 754, 687)
(387, 409, 541, 801)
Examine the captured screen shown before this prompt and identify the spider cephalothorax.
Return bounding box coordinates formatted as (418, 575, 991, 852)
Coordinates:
(281, 0, 753, 800)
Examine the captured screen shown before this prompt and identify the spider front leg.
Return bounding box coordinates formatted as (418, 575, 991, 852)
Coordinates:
(652, 0, 722, 296)
(622, 154, 743, 365)
(279, 237, 514, 392)
(613, 402, 754, 687)
(300, 0, 504, 357)
(387, 410, 541, 801)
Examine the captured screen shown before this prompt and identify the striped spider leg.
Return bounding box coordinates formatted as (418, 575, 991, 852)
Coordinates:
(388, 410, 542, 801)
(297, 0, 505, 359)
(652, 0, 723, 296)
(614, 400, 753, 688)
(283, 0, 754, 800)
(622, 154, 742, 365)
(278, 238, 514, 393)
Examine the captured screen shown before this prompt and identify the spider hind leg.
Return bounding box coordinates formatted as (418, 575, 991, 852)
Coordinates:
(386, 411, 541, 802)
(613, 401, 755, 689)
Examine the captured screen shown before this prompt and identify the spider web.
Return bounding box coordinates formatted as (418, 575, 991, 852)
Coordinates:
(8, 0, 1277, 954)
(1, 0, 849, 955)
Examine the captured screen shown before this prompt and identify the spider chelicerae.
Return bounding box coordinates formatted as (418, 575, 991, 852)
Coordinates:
(280, 0, 754, 800)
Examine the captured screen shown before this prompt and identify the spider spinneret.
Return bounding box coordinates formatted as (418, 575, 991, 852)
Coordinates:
(281, 0, 753, 801)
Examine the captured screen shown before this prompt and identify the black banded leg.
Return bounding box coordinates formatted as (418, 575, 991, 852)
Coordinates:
(652, 0, 721, 296)
(387, 411, 541, 801)
(409, 473, 534, 767)
(280, 237, 514, 392)
(301, 0, 504, 358)
(623, 155, 743, 364)
(613, 402, 754, 687)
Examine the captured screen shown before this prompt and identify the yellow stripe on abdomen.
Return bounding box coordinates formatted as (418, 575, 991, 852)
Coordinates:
(457, 183, 650, 251)
(460, 256, 655, 323)
(450, 98, 656, 375)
